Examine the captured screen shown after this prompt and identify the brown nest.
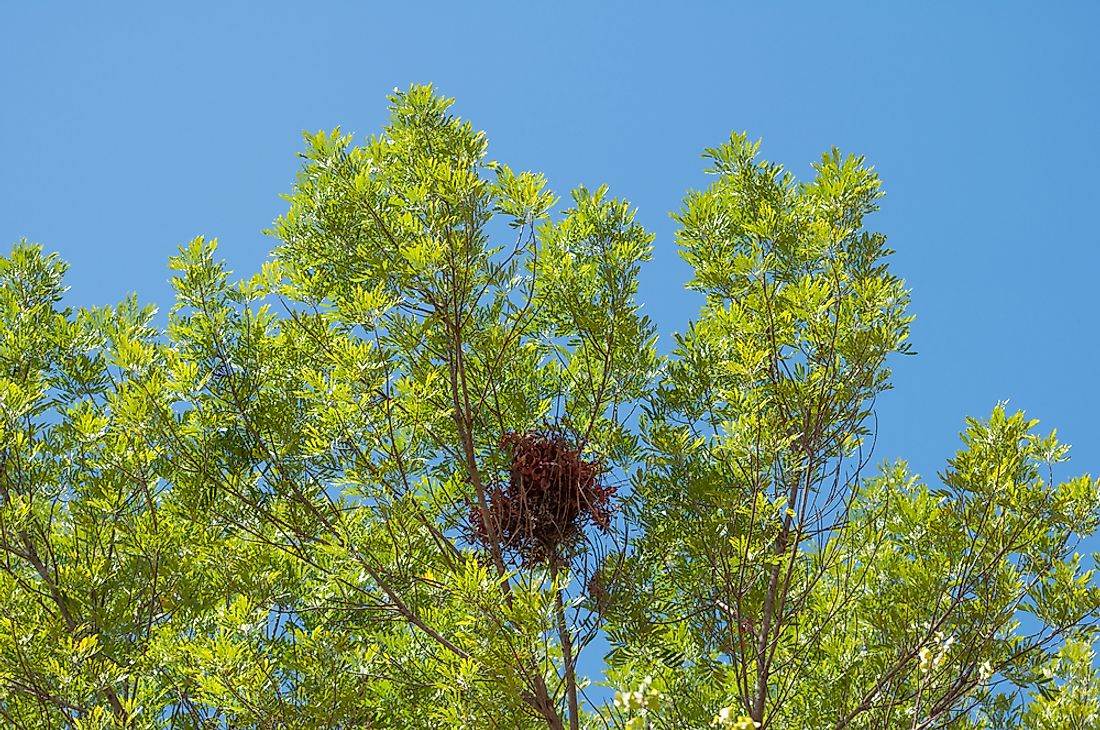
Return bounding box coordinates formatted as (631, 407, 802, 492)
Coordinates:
(470, 429, 615, 564)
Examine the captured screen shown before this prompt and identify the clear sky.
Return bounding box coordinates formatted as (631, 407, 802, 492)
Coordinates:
(3, 0, 1099, 666)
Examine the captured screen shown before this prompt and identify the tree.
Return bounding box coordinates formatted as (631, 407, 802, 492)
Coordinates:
(0, 84, 1097, 730)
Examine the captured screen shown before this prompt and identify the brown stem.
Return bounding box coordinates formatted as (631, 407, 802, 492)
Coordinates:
(553, 565, 580, 730)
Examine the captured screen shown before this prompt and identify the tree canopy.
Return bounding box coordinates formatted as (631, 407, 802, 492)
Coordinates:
(2, 84, 1099, 730)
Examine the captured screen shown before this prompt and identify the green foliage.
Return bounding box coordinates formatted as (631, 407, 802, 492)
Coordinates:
(2, 86, 1098, 729)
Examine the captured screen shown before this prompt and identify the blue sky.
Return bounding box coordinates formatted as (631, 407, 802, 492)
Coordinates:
(3, 0, 1099, 667)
